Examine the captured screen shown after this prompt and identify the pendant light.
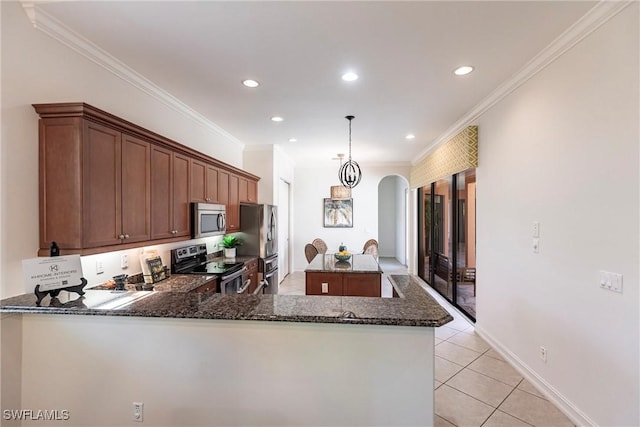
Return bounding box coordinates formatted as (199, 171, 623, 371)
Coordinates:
(338, 115, 362, 188)
(331, 154, 352, 199)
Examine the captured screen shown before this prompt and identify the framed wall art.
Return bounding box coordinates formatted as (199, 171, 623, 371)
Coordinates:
(323, 198, 353, 228)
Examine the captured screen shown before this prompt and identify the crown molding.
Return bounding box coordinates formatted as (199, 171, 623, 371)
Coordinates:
(412, 0, 633, 165)
(20, 1, 245, 149)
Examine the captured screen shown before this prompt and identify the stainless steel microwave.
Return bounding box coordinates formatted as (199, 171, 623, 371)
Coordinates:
(191, 203, 226, 238)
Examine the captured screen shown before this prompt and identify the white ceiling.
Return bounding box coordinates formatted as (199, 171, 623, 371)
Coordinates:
(35, 1, 596, 166)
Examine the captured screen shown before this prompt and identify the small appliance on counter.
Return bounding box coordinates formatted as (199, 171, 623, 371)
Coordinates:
(170, 244, 252, 294)
(236, 204, 278, 294)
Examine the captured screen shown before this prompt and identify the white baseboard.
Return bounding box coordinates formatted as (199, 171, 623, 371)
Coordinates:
(475, 325, 597, 427)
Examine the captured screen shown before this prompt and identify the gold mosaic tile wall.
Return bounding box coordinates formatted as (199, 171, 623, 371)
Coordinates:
(410, 126, 478, 189)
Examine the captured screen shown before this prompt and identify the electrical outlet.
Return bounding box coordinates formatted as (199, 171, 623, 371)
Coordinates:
(132, 402, 143, 422)
(96, 260, 104, 275)
(321, 282, 329, 293)
(121, 254, 128, 269)
(532, 238, 540, 254)
(539, 346, 547, 363)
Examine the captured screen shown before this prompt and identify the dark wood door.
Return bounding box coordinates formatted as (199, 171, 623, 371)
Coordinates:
(121, 134, 151, 243)
(172, 152, 191, 237)
(217, 170, 229, 204)
(150, 144, 173, 239)
(343, 273, 382, 297)
(227, 174, 239, 231)
(305, 272, 343, 296)
(190, 159, 207, 203)
(82, 121, 122, 248)
(205, 165, 219, 203)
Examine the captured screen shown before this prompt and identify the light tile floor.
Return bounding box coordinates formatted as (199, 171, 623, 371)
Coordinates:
(279, 258, 575, 427)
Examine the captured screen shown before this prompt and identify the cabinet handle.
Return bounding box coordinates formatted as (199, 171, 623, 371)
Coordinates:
(124, 234, 130, 239)
(171, 230, 177, 235)
(119, 234, 125, 240)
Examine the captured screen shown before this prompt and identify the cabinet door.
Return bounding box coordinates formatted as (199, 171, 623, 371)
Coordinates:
(205, 165, 219, 202)
(121, 134, 151, 243)
(305, 272, 343, 296)
(247, 179, 258, 203)
(238, 177, 248, 202)
(172, 152, 191, 237)
(343, 273, 382, 297)
(227, 174, 239, 231)
(217, 170, 229, 204)
(82, 121, 122, 248)
(238, 177, 258, 203)
(190, 159, 206, 203)
(150, 145, 173, 239)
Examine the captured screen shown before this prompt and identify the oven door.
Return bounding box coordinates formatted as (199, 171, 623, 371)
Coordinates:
(219, 267, 249, 294)
(257, 255, 278, 294)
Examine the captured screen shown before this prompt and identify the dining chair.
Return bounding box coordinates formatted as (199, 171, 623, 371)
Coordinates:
(362, 239, 379, 261)
(305, 244, 319, 263)
(312, 238, 328, 254)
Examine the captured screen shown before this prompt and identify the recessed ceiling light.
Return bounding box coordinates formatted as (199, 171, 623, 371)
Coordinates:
(405, 134, 416, 140)
(271, 116, 284, 122)
(242, 79, 259, 88)
(288, 138, 297, 143)
(341, 72, 359, 82)
(453, 66, 474, 76)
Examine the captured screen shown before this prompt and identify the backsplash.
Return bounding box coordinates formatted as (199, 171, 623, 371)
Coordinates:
(80, 236, 223, 287)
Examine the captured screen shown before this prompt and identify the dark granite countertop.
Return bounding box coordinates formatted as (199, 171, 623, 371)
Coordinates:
(0, 275, 452, 327)
(305, 254, 382, 273)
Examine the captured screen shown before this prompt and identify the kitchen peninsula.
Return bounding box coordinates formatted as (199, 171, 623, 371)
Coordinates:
(1, 276, 452, 426)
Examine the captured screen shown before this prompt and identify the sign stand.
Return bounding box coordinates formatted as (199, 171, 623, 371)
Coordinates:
(34, 242, 87, 306)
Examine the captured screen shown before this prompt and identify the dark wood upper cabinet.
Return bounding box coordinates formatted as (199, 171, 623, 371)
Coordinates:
(227, 174, 239, 231)
(34, 102, 259, 255)
(191, 159, 220, 203)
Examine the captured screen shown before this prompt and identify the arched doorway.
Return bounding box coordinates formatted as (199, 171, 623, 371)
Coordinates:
(378, 175, 409, 265)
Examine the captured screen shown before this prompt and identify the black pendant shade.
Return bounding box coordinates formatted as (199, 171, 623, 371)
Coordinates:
(338, 115, 362, 189)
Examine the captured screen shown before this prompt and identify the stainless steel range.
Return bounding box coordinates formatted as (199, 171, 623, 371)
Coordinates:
(170, 244, 250, 294)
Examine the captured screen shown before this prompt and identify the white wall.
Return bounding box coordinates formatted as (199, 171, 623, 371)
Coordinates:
(293, 164, 410, 271)
(16, 314, 434, 427)
(378, 175, 408, 262)
(475, 4, 639, 426)
(0, 2, 244, 298)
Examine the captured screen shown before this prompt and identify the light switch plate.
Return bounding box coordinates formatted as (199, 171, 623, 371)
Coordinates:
(321, 282, 329, 293)
(532, 238, 540, 254)
(600, 270, 623, 293)
(533, 221, 540, 238)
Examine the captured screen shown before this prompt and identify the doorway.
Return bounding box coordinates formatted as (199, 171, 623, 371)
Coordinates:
(378, 175, 409, 265)
(278, 179, 291, 283)
(418, 169, 476, 320)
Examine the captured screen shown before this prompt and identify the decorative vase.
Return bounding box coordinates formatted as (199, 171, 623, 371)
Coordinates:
(224, 248, 236, 258)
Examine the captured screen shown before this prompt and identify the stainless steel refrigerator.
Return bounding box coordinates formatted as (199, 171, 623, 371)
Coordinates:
(237, 204, 278, 294)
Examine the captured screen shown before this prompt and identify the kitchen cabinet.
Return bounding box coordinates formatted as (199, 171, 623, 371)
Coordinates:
(239, 177, 258, 203)
(227, 174, 240, 231)
(34, 102, 259, 256)
(37, 116, 151, 252)
(305, 254, 382, 297)
(305, 272, 343, 296)
(244, 258, 259, 294)
(191, 159, 219, 203)
(151, 145, 190, 240)
(191, 279, 217, 293)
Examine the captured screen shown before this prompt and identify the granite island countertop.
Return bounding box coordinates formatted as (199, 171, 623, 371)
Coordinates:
(305, 253, 382, 273)
(0, 275, 453, 327)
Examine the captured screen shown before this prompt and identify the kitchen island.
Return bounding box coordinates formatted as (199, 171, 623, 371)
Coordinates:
(305, 253, 383, 297)
(1, 275, 452, 426)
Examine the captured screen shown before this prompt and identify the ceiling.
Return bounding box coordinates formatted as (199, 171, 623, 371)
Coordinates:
(33, 1, 596, 166)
